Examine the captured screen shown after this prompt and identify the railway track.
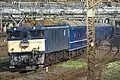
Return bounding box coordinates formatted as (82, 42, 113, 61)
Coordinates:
(0, 49, 87, 80)
(0, 54, 119, 80)
(0, 56, 119, 80)
(0, 59, 87, 80)
(0, 36, 120, 80)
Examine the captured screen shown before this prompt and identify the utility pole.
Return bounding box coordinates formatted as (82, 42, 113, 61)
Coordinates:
(86, 0, 96, 80)
(86, 0, 120, 80)
(0, 9, 2, 32)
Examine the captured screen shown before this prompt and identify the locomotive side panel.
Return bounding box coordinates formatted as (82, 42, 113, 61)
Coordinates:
(44, 27, 69, 53)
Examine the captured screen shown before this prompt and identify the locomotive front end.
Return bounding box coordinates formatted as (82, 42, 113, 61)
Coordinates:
(7, 27, 46, 69)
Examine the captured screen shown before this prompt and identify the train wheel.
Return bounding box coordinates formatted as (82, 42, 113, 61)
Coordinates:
(44, 54, 49, 67)
(63, 50, 68, 61)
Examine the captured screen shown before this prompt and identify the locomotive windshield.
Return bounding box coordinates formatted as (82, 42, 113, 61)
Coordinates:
(23, 31, 28, 38)
(36, 30, 44, 37)
(30, 30, 44, 38)
(7, 29, 44, 39)
(7, 31, 21, 39)
(30, 30, 36, 37)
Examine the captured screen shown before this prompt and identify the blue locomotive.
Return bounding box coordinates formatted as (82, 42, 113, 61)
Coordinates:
(7, 21, 114, 69)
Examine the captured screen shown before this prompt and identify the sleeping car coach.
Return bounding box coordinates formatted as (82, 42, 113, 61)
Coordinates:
(7, 22, 114, 69)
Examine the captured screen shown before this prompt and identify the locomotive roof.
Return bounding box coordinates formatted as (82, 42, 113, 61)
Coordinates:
(36, 24, 69, 29)
(23, 20, 113, 27)
(7, 26, 33, 31)
(23, 20, 86, 27)
(7, 24, 69, 31)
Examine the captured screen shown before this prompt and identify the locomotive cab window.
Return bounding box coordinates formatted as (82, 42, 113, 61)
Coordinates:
(7, 31, 21, 39)
(30, 30, 44, 38)
(36, 30, 44, 37)
(30, 30, 36, 37)
(7, 31, 12, 39)
(22, 31, 29, 39)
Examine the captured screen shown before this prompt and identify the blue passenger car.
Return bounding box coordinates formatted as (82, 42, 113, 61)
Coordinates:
(68, 25, 87, 51)
(95, 23, 113, 40)
(68, 23, 114, 52)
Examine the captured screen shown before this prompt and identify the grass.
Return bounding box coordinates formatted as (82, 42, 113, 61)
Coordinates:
(102, 61, 120, 80)
(57, 60, 120, 80)
(0, 57, 9, 62)
(58, 60, 87, 68)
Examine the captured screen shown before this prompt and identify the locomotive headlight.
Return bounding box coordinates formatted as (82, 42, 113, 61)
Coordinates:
(33, 27, 35, 30)
(14, 28, 16, 31)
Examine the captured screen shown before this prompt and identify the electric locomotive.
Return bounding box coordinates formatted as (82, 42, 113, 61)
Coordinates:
(7, 24, 69, 69)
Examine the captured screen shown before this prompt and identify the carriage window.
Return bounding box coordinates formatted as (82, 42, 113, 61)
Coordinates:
(36, 30, 44, 37)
